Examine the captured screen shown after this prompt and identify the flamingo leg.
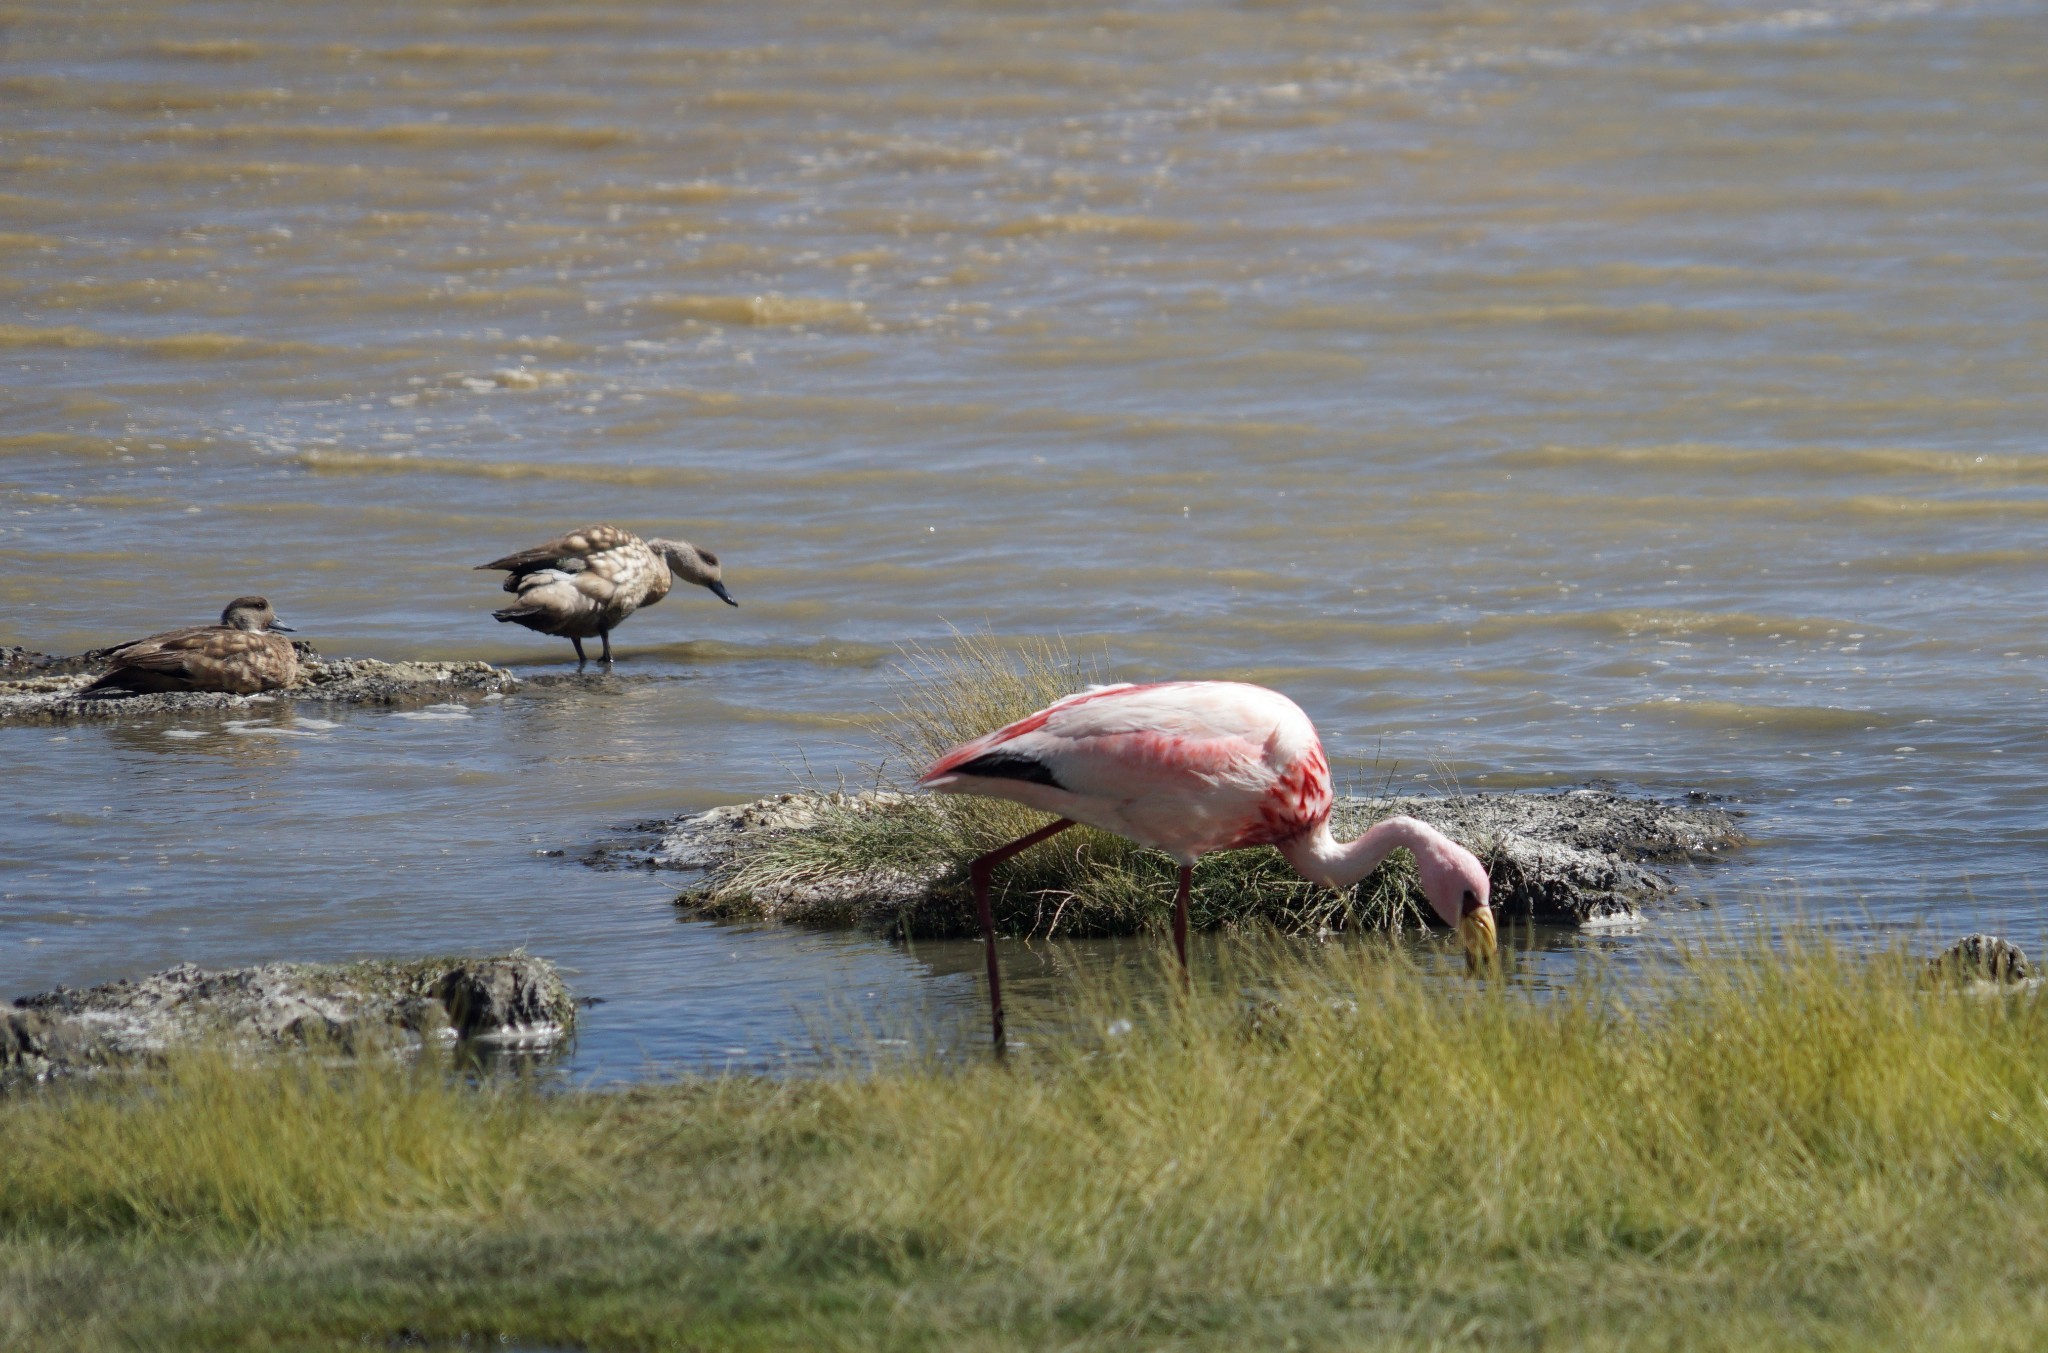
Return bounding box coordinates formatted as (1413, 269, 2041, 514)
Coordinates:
(967, 817, 1075, 1056)
(1173, 864, 1192, 984)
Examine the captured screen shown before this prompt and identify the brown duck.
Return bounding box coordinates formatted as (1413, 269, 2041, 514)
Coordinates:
(478, 524, 736, 663)
(83, 596, 300, 695)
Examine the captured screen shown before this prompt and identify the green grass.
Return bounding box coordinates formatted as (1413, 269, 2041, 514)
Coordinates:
(7, 938, 2048, 1350)
(694, 631, 1433, 938)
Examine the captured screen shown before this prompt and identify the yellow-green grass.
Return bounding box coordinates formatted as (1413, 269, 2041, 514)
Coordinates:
(6, 938, 2048, 1350)
(695, 631, 1433, 937)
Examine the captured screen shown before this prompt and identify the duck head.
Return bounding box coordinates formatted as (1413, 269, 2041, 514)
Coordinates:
(220, 596, 294, 633)
(651, 539, 737, 606)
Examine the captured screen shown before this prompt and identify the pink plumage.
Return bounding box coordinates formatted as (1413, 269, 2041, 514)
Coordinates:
(920, 679, 1498, 1052)
(919, 681, 1333, 863)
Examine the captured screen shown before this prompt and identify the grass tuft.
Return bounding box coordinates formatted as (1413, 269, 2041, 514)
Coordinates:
(698, 631, 1431, 938)
(0, 1047, 574, 1240)
(6, 939, 2048, 1349)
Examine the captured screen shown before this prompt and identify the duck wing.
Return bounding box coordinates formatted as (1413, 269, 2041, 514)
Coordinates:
(478, 525, 636, 580)
(98, 634, 174, 662)
(86, 627, 296, 693)
(95, 624, 214, 667)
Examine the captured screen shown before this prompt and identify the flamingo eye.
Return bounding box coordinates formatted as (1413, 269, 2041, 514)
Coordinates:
(1460, 889, 1481, 917)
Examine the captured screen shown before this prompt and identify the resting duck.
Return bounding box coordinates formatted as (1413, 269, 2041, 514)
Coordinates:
(83, 596, 300, 695)
(478, 524, 736, 663)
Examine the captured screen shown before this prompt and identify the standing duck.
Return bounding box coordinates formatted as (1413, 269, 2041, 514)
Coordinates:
(83, 596, 300, 695)
(477, 524, 736, 663)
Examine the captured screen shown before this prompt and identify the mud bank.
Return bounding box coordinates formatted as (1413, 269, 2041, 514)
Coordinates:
(2, 954, 573, 1084)
(601, 788, 1746, 934)
(0, 643, 517, 722)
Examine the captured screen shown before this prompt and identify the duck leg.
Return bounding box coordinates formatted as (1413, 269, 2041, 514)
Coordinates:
(599, 629, 614, 664)
(570, 636, 588, 665)
(966, 817, 1075, 1057)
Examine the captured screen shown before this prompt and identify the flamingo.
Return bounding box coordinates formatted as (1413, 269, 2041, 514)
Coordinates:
(919, 680, 1497, 1051)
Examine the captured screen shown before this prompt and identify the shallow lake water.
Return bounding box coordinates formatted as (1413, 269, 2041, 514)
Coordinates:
(4, 0, 2045, 1077)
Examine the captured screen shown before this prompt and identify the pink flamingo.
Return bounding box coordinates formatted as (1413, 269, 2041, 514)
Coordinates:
(919, 680, 1498, 1050)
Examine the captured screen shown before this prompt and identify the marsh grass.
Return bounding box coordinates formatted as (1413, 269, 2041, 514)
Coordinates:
(698, 630, 1430, 938)
(6, 938, 2048, 1350)
(0, 1047, 570, 1239)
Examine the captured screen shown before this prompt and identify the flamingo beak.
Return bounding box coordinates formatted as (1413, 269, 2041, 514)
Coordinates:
(1456, 900, 1497, 973)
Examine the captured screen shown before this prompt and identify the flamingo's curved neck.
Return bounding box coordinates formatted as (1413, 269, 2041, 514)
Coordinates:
(1279, 815, 1438, 891)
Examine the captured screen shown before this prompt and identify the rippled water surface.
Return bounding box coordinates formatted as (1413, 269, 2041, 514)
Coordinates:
(5, 0, 2046, 1075)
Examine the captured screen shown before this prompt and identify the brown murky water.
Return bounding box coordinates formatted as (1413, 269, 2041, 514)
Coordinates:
(4, 0, 2046, 1074)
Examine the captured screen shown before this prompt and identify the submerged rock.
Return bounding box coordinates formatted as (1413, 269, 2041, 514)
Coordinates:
(0, 642, 517, 722)
(610, 788, 1744, 934)
(2, 954, 574, 1084)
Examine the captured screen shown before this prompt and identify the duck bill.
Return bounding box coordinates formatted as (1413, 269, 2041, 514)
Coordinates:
(267, 621, 296, 633)
(708, 580, 738, 607)
(1457, 906, 1498, 973)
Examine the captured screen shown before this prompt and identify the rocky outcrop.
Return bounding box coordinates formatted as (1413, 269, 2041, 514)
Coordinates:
(2, 954, 573, 1084)
(601, 788, 1745, 931)
(593, 792, 911, 873)
(1327, 790, 1740, 925)
(1925, 934, 2036, 989)
(0, 645, 86, 676)
(0, 644, 517, 722)
(289, 654, 517, 706)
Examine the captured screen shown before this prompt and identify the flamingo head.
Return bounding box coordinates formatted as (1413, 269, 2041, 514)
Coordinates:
(1417, 836, 1497, 972)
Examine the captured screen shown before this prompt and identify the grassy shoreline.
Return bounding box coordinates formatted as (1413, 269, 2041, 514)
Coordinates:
(7, 939, 2047, 1350)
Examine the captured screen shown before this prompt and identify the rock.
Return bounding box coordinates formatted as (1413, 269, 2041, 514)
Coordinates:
(1357, 788, 1743, 863)
(2, 954, 574, 1084)
(0, 644, 518, 723)
(608, 788, 1744, 932)
(288, 654, 518, 707)
(1327, 790, 1741, 925)
(1476, 832, 1663, 926)
(1926, 934, 2033, 986)
(0, 645, 83, 677)
(589, 792, 912, 872)
(428, 956, 573, 1039)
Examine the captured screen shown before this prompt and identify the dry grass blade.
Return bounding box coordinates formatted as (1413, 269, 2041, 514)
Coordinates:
(864, 626, 1099, 773)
